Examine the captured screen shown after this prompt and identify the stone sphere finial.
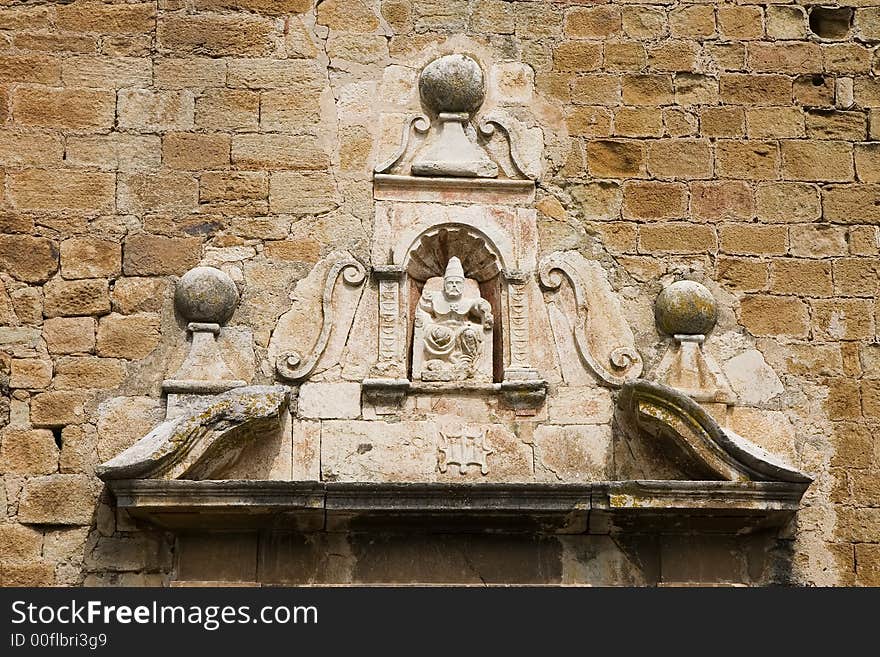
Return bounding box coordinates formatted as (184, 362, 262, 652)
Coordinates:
(419, 54, 485, 114)
(655, 280, 717, 337)
(174, 266, 240, 325)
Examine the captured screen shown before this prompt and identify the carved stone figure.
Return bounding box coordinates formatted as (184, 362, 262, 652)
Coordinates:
(413, 256, 493, 381)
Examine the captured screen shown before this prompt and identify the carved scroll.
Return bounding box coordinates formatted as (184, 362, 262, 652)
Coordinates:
(538, 251, 642, 388)
(478, 117, 531, 181)
(276, 255, 367, 382)
(374, 114, 431, 175)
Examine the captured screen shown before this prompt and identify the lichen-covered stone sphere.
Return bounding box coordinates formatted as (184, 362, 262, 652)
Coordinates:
(419, 54, 485, 114)
(654, 280, 717, 336)
(174, 266, 239, 325)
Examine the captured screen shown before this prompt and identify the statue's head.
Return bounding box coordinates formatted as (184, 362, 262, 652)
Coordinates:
(443, 257, 465, 299)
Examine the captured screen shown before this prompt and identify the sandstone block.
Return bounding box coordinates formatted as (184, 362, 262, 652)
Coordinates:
(552, 42, 602, 72)
(227, 58, 324, 90)
(44, 279, 110, 318)
(60, 238, 121, 279)
(717, 6, 763, 40)
(65, 134, 161, 171)
(9, 359, 52, 389)
(769, 259, 833, 296)
(0, 235, 58, 283)
(831, 422, 872, 468)
(739, 295, 809, 337)
(200, 172, 267, 203)
(158, 14, 274, 57)
(61, 56, 151, 88)
(269, 172, 339, 214)
(613, 107, 663, 137)
(603, 42, 646, 72)
(43, 317, 96, 355)
(565, 107, 612, 137)
(622, 181, 687, 219)
(8, 169, 115, 213)
(806, 111, 866, 140)
(0, 523, 43, 561)
(18, 474, 96, 525)
(789, 225, 847, 258)
(647, 139, 712, 179)
(260, 90, 323, 131)
(825, 378, 862, 420)
(31, 391, 89, 427)
(0, 129, 64, 167)
(766, 6, 807, 39)
(720, 224, 787, 255)
(586, 140, 645, 178)
(674, 73, 717, 105)
(123, 234, 201, 276)
(700, 107, 745, 138)
(0, 561, 55, 586)
(96, 313, 160, 360)
(622, 7, 667, 40)
(669, 5, 715, 38)
(716, 257, 768, 292)
(196, 89, 259, 131)
(812, 298, 875, 340)
(823, 185, 880, 224)
(565, 7, 621, 38)
(0, 428, 58, 475)
(833, 258, 880, 295)
(622, 74, 673, 105)
(12, 87, 115, 130)
(547, 387, 612, 425)
(716, 141, 779, 180)
(117, 172, 198, 214)
(781, 140, 853, 182)
(59, 424, 97, 475)
(54, 357, 126, 390)
(57, 2, 155, 34)
(638, 223, 716, 254)
(747, 108, 804, 139)
(690, 181, 754, 221)
(794, 74, 834, 107)
(163, 132, 230, 170)
(0, 54, 60, 84)
(570, 75, 620, 106)
(856, 545, 880, 586)
(756, 183, 821, 223)
(118, 89, 194, 132)
(720, 74, 791, 105)
(232, 134, 329, 170)
(155, 58, 226, 89)
(297, 382, 361, 420)
(534, 424, 612, 482)
(749, 42, 822, 74)
(648, 40, 699, 71)
(849, 226, 879, 255)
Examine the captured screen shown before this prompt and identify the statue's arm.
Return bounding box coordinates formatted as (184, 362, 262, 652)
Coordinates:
(474, 299, 493, 329)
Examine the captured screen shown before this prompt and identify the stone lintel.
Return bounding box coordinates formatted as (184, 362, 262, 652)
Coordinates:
(107, 479, 807, 534)
(373, 174, 535, 205)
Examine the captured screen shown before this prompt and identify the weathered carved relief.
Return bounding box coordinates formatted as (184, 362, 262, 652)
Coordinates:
(274, 253, 367, 382)
(438, 428, 493, 475)
(413, 257, 494, 382)
(538, 251, 643, 388)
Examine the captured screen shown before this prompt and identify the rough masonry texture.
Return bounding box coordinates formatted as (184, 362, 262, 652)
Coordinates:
(0, 0, 878, 587)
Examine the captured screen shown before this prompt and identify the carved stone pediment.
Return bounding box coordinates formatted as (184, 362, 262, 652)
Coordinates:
(98, 49, 811, 539)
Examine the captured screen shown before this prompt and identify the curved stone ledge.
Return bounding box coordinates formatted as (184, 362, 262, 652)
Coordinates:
(96, 386, 289, 482)
(615, 379, 812, 484)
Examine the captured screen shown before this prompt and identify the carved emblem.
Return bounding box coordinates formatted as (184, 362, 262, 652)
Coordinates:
(438, 429, 493, 475)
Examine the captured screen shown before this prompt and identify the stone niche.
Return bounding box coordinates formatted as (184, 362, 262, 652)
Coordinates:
(97, 50, 813, 584)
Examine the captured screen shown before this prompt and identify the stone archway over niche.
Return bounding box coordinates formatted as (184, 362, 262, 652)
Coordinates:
(403, 223, 505, 282)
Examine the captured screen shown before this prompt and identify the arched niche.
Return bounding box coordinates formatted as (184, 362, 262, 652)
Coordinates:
(400, 223, 507, 382)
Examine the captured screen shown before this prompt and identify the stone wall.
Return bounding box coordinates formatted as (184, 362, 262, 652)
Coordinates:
(0, 0, 878, 586)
